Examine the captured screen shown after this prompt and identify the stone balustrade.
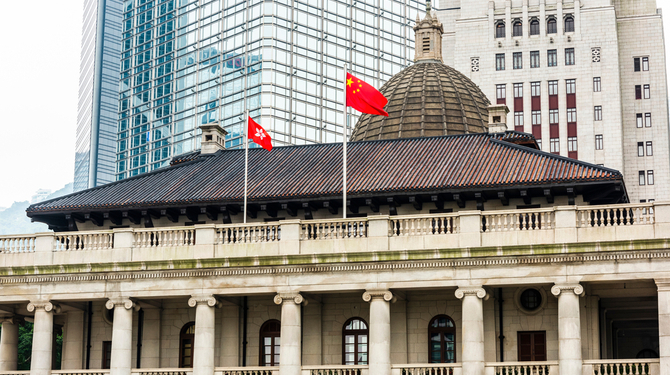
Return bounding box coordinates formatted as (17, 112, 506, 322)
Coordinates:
(0, 202, 667, 267)
(583, 359, 660, 375)
(485, 361, 558, 375)
(216, 368, 277, 375)
(303, 365, 368, 375)
(391, 364, 462, 375)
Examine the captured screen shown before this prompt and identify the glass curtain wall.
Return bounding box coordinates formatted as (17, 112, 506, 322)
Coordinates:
(116, 0, 423, 180)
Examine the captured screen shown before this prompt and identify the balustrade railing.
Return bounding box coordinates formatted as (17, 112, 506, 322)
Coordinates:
(389, 215, 457, 236)
(585, 360, 656, 375)
(216, 367, 277, 375)
(52, 371, 111, 375)
(133, 228, 195, 248)
(305, 365, 368, 375)
(54, 232, 113, 251)
(577, 204, 654, 227)
(482, 209, 554, 232)
(0, 235, 36, 253)
(218, 223, 280, 244)
(130, 369, 190, 375)
(301, 219, 368, 240)
(393, 363, 461, 375)
(490, 362, 555, 375)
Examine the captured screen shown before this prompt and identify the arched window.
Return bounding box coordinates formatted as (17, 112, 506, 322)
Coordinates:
(513, 21, 523, 37)
(495, 22, 505, 38)
(260, 319, 281, 366)
(530, 19, 540, 35)
(428, 315, 456, 363)
(343, 318, 369, 365)
(179, 322, 195, 368)
(547, 18, 557, 34)
(564, 16, 574, 32)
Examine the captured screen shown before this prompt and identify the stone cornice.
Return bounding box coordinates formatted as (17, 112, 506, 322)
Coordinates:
(551, 284, 585, 297)
(362, 290, 393, 302)
(105, 298, 135, 311)
(274, 293, 303, 305)
(455, 287, 488, 300)
(188, 295, 221, 308)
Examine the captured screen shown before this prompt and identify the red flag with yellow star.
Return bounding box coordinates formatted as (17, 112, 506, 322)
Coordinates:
(345, 72, 389, 117)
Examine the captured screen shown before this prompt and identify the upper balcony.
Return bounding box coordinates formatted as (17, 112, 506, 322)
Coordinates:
(0, 202, 666, 269)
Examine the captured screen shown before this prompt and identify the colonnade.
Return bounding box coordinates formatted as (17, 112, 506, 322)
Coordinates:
(0, 282, 668, 375)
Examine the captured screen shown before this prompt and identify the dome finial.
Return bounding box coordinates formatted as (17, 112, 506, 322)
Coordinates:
(426, 0, 431, 13)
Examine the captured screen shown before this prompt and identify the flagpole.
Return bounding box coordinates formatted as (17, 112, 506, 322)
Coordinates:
(342, 63, 348, 220)
(244, 110, 249, 224)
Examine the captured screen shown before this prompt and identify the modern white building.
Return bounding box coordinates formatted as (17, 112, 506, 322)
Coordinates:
(436, 0, 670, 204)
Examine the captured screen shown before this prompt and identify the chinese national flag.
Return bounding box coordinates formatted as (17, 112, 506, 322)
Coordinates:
(345, 72, 389, 117)
(248, 116, 272, 151)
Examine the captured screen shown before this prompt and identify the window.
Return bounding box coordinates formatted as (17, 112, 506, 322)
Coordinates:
(102, 341, 112, 369)
(593, 77, 601, 92)
(565, 48, 575, 65)
(634, 57, 641, 72)
(635, 85, 642, 99)
(547, 50, 557, 67)
(496, 22, 505, 38)
(515, 112, 524, 130)
(644, 84, 650, 99)
(260, 320, 281, 366)
(643, 57, 649, 71)
(549, 109, 559, 124)
(648, 170, 654, 185)
(645, 113, 652, 127)
(566, 79, 576, 94)
(530, 19, 540, 35)
(595, 134, 603, 150)
(536, 139, 542, 149)
(530, 51, 540, 68)
(548, 80, 558, 95)
(343, 318, 368, 365)
(638, 142, 645, 157)
(513, 21, 523, 37)
(647, 141, 653, 156)
(429, 315, 456, 363)
(513, 52, 523, 69)
(531, 82, 541, 97)
(496, 84, 506, 104)
(547, 18, 557, 34)
(564, 16, 574, 32)
(637, 114, 644, 128)
(532, 111, 541, 125)
(567, 108, 577, 123)
(520, 289, 543, 311)
(518, 332, 547, 361)
(550, 138, 560, 153)
(594, 106, 602, 121)
(180, 322, 196, 368)
(639, 171, 646, 186)
(496, 54, 505, 71)
(568, 137, 577, 151)
(514, 83, 523, 98)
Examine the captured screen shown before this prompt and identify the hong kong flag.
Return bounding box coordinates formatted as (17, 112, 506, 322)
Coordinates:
(345, 72, 389, 117)
(248, 116, 272, 151)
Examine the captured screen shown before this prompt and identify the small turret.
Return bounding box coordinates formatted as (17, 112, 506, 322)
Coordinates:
(413, 0, 444, 62)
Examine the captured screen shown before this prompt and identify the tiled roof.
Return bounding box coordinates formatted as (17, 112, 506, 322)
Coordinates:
(28, 133, 624, 214)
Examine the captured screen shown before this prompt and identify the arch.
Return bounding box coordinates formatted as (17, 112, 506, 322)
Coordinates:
(495, 21, 506, 38)
(179, 322, 196, 368)
(343, 317, 369, 365)
(530, 19, 540, 36)
(513, 20, 523, 37)
(547, 17, 557, 34)
(564, 16, 575, 32)
(260, 319, 281, 366)
(636, 349, 659, 358)
(428, 315, 456, 363)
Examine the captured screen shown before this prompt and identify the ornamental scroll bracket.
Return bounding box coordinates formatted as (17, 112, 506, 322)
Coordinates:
(455, 287, 489, 301)
(551, 284, 585, 297)
(105, 298, 139, 311)
(188, 295, 222, 308)
(362, 290, 395, 303)
(274, 293, 305, 305)
(27, 301, 61, 314)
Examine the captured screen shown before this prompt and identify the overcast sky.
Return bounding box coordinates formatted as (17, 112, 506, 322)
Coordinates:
(0, 1, 669, 208)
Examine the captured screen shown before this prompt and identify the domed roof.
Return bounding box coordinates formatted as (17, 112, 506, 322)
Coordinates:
(350, 62, 491, 141)
(350, 2, 490, 142)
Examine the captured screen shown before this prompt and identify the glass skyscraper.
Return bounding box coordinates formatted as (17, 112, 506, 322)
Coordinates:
(115, 0, 425, 180)
(75, 0, 123, 191)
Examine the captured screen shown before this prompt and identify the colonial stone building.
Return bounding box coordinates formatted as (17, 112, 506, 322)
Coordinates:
(0, 6, 667, 375)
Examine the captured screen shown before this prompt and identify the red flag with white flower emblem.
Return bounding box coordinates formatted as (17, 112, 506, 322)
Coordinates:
(248, 116, 272, 151)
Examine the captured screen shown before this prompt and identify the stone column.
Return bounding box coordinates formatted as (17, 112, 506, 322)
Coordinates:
(656, 280, 670, 375)
(28, 301, 60, 375)
(0, 317, 18, 370)
(62, 310, 85, 369)
(363, 290, 393, 375)
(189, 295, 220, 375)
(455, 287, 487, 375)
(106, 298, 135, 375)
(551, 284, 584, 375)
(274, 293, 303, 375)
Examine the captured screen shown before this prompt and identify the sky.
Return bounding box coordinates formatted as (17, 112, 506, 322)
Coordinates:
(0, 1, 669, 208)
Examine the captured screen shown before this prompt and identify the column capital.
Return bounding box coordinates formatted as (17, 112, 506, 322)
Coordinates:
(0, 317, 14, 325)
(188, 294, 221, 308)
(27, 300, 60, 313)
(455, 287, 488, 300)
(105, 298, 136, 311)
(551, 283, 585, 297)
(274, 293, 304, 305)
(362, 290, 393, 302)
